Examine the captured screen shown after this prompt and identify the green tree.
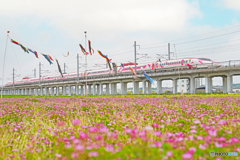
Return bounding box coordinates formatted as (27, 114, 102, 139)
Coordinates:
(127, 91, 132, 94)
(151, 90, 156, 94)
(164, 90, 169, 93)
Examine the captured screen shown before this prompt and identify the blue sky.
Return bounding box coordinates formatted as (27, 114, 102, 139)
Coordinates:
(1, 0, 240, 86)
(190, 0, 240, 27)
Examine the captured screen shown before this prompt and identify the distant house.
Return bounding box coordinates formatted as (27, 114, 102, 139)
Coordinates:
(195, 86, 222, 93)
(195, 87, 205, 93)
(233, 87, 240, 94)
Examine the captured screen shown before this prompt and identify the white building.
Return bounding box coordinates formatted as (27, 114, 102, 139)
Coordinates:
(177, 78, 200, 93)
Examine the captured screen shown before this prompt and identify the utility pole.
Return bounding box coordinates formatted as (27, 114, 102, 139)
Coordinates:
(77, 54, 79, 82)
(12, 68, 15, 95)
(133, 41, 140, 74)
(34, 68, 36, 77)
(1, 31, 9, 99)
(168, 43, 170, 60)
(84, 31, 87, 96)
(39, 62, 41, 85)
(64, 63, 66, 74)
(13, 68, 14, 88)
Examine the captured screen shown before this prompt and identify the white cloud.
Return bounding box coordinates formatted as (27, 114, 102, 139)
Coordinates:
(0, 0, 201, 36)
(222, 0, 240, 10)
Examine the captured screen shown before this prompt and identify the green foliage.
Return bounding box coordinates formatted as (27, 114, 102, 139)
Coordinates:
(127, 91, 132, 94)
(151, 90, 156, 94)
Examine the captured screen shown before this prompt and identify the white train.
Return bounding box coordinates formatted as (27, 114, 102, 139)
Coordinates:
(5, 57, 221, 86)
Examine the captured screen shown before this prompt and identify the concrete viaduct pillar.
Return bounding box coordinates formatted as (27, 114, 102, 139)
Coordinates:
(142, 81, 146, 94)
(96, 84, 100, 95)
(45, 87, 49, 96)
(172, 79, 177, 94)
(88, 85, 91, 95)
(133, 81, 139, 94)
(223, 77, 227, 93)
(56, 87, 59, 96)
(75, 85, 79, 95)
(81, 85, 84, 95)
(62, 86, 66, 96)
(227, 73, 233, 93)
(110, 83, 115, 95)
(35, 88, 37, 96)
(106, 84, 110, 95)
(51, 87, 54, 96)
(121, 81, 125, 95)
(190, 77, 195, 94)
(93, 84, 96, 95)
(100, 83, 104, 95)
(205, 76, 210, 93)
(157, 80, 162, 94)
(147, 81, 152, 94)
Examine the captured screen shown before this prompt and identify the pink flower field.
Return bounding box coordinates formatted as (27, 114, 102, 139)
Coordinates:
(0, 96, 239, 159)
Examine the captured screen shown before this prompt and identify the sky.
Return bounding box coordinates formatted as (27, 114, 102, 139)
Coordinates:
(1, 0, 240, 88)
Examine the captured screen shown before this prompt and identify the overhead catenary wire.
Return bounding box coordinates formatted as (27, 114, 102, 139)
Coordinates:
(141, 24, 240, 47)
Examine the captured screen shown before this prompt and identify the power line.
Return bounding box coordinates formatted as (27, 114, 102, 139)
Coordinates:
(175, 30, 240, 45)
(175, 38, 240, 52)
(141, 24, 240, 47)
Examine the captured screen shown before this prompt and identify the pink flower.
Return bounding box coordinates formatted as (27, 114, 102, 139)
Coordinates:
(99, 126, 108, 133)
(199, 144, 206, 150)
(73, 139, 80, 144)
(215, 158, 222, 160)
(64, 137, 69, 142)
(65, 143, 71, 148)
(190, 129, 197, 134)
(70, 136, 75, 140)
(105, 144, 115, 153)
(187, 147, 196, 154)
(208, 129, 217, 137)
(152, 123, 158, 128)
(88, 151, 98, 157)
(218, 120, 227, 125)
(193, 119, 200, 124)
(71, 152, 78, 159)
(153, 141, 162, 147)
(44, 140, 49, 144)
(95, 135, 102, 141)
(188, 135, 194, 140)
(218, 137, 226, 142)
(56, 121, 65, 127)
(79, 132, 88, 139)
(153, 131, 161, 137)
(197, 136, 203, 140)
(125, 128, 132, 134)
(139, 131, 146, 138)
(176, 132, 183, 137)
(145, 125, 153, 131)
(215, 142, 223, 148)
(88, 127, 98, 133)
(75, 144, 84, 151)
(55, 153, 61, 158)
(229, 137, 239, 144)
(166, 151, 173, 157)
(182, 153, 192, 159)
(72, 119, 80, 126)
